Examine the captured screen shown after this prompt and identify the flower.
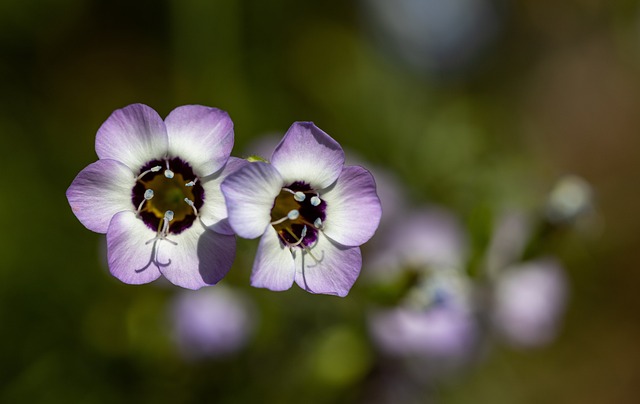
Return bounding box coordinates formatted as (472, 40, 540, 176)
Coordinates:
(491, 259, 568, 348)
(169, 286, 255, 360)
(221, 122, 382, 296)
(67, 104, 245, 289)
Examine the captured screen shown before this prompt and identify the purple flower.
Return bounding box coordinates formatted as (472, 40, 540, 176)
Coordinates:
(221, 122, 382, 296)
(491, 259, 568, 348)
(169, 286, 255, 360)
(67, 104, 245, 289)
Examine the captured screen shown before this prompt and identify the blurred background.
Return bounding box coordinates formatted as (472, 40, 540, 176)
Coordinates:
(0, 0, 638, 403)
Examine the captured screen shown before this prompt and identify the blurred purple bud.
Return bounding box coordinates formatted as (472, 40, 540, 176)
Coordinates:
(492, 259, 568, 348)
(169, 287, 256, 360)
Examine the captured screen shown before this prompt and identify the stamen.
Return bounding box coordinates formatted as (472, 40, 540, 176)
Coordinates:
(136, 165, 162, 180)
(184, 197, 198, 216)
(271, 209, 301, 225)
(288, 226, 307, 247)
(136, 188, 155, 214)
(164, 159, 174, 178)
(145, 210, 177, 246)
(185, 179, 197, 187)
(314, 218, 323, 229)
(310, 195, 321, 206)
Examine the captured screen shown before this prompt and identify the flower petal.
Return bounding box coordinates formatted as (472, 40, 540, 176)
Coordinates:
(106, 211, 162, 285)
(165, 105, 234, 177)
(157, 220, 236, 290)
(221, 161, 283, 239)
(293, 234, 362, 297)
(322, 165, 382, 246)
(250, 227, 295, 291)
(270, 122, 345, 189)
(67, 159, 135, 233)
(199, 157, 249, 235)
(95, 104, 168, 171)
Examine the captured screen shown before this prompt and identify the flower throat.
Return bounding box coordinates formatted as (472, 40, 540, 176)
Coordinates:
(270, 182, 326, 248)
(132, 157, 205, 236)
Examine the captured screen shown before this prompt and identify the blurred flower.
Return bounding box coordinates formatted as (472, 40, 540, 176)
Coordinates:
(545, 174, 594, 224)
(367, 206, 468, 280)
(361, 0, 500, 74)
(67, 104, 245, 289)
(491, 259, 568, 348)
(169, 286, 255, 360)
(369, 270, 476, 360)
(221, 122, 382, 296)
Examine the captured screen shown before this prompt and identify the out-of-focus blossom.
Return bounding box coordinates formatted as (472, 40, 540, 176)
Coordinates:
(169, 286, 255, 360)
(492, 259, 568, 348)
(66, 104, 244, 289)
(222, 122, 382, 296)
(545, 174, 594, 224)
(367, 207, 468, 279)
(369, 271, 476, 360)
(360, 0, 500, 74)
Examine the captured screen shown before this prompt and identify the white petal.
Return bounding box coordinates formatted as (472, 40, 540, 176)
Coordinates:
(271, 122, 345, 189)
(165, 105, 234, 177)
(95, 104, 168, 171)
(293, 233, 362, 297)
(106, 211, 162, 285)
(199, 157, 249, 235)
(157, 220, 236, 290)
(67, 159, 135, 233)
(221, 161, 283, 239)
(250, 227, 295, 291)
(322, 165, 381, 247)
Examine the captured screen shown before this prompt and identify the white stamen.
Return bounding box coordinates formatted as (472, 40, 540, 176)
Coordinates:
(289, 226, 307, 247)
(184, 197, 198, 216)
(144, 189, 154, 200)
(164, 210, 174, 222)
(164, 169, 174, 179)
(136, 165, 162, 180)
(270, 209, 301, 225)
(314, 218, 323, 229)
(310, 195, 321, 206)
(185, 179, 197, 187)
(145, 210, 177, 246)
(294, 191, 306, 202)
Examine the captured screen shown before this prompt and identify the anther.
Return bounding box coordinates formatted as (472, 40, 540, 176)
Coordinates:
(136, 189, 155, 215)
(314, 218, 323, 229)
(164, 169, 174, 179)
(293, 191, 306, 202)
(185, 179, 197, 187)
(310, 195, 321, 206)
(136, 165, 162, 180)
(184, 197, 198, 216)
(287, 209, 300, 220)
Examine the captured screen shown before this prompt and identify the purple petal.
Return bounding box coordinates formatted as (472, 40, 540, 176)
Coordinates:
(322, 165, 382, 247)
(95, 104, 168, 171)
(493, 259, 568, 348)
(270, 122, 345, 189)
(293, 234, 362, 297)
(106, 211, 162, 285)
(157, 221, 236, 290)
(199, 157, 250, 235)
(250, 227, 295, 291)
(221, 161, 283, 239)
(165, 105, 234, 177)
(67, 159, 135, 233)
